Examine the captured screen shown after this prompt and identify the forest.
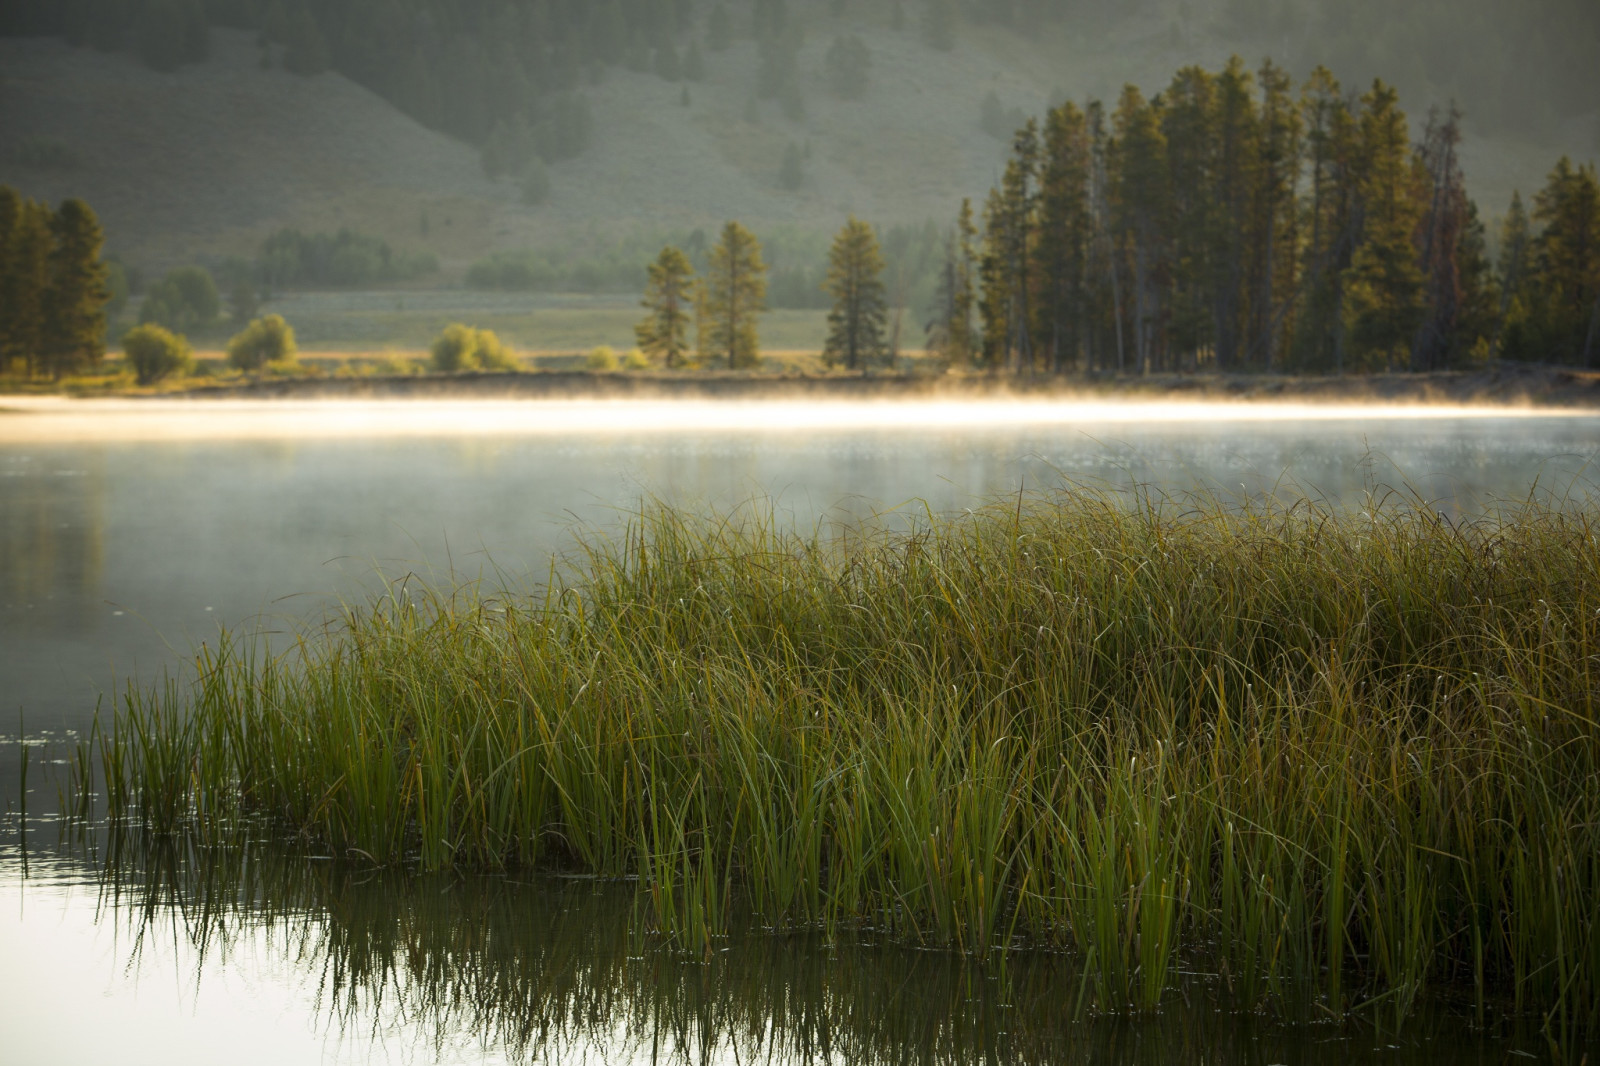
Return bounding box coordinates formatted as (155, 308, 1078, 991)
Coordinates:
(934, 59, 1600, 375)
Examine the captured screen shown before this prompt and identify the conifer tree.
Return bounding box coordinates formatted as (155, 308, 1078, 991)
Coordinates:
(1292, 67, 1360, 373)
(1529, 158, 1600, 362)
(0, 186, 21, 374)
(1248, 59, 1301, 370)
(927, 198, 976, 365)
(41, 198, 109, 379)
(701, 221, 767, 369)
(1345, 80, 1425, 371)
(1032, 101, 1092, 373)
(1411, 106, 1469, 371)
(1493, 191, 1533, 359)
(1111, 86, 1168, 374)
(636, 246, 695, 368)
(4, 197, 53, 378)
(821, 217, 888, 373)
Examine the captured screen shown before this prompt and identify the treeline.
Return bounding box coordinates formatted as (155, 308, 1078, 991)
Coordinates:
(468, 222, 945, 314)
(257, 227, 438, 290)
(0, 187, 110, 379)
(929, 59, 1600, 376)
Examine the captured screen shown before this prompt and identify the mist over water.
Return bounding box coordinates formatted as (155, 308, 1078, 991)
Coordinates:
(3, 399, 1598, 741)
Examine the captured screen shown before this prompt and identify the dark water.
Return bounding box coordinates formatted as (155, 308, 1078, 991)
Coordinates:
(3, 401, 1599, 1063)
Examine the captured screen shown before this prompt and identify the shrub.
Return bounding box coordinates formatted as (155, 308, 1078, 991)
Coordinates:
(227, 314, 298, 371)
(623, 347, 652, 370)
(121, 323, 192, 385)
(586, 345, 620, 371)
(431, 324, 517, 372)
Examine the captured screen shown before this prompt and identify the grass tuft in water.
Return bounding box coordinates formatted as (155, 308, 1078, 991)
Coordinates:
(93, 489, 1600, 1031)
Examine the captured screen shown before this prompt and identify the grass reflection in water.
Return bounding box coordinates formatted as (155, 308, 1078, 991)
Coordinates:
(87, 838, 1552, 1066)
(79, 486, 1600, 1052)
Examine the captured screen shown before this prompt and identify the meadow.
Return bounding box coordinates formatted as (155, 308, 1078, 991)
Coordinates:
(83, 488, 1600, 1038)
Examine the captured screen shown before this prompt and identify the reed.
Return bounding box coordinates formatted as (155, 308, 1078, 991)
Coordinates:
(91, 488, 1600, 1031)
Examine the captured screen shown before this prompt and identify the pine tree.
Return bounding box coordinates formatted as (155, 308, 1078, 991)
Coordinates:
(1032, 100, 1092, 373)
(1529, 158, 1600, 363)
(636, 246, 695, 368)
(1492, 191, 1532, 359)
(1292, 67, 1361, 373)
(1345, 80, 1425, 371)
(701, 221, 767, 369)
(0, 186, 21, 374)
(41, 198, 109, 379)
(1410, 106, 1469, 371)
(927, 198, 976, 366)
(821, 216, 888, 373)
(1247, 59, 1301, 370)
(1111, 85, 1168, 375)
(1160, 65, 1221, 368)
(4, 197, 54, 378)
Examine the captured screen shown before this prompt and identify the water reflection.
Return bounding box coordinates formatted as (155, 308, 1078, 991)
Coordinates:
(0, 841, 1565, 1066)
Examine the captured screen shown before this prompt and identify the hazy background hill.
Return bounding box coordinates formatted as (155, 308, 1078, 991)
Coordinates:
(2, 0, 1596, 346)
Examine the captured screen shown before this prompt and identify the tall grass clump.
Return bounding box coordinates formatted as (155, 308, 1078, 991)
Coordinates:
(96, 490, 1600, 1032)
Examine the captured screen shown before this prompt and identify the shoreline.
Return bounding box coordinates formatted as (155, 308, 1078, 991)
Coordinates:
(10, 362, 1599, 408)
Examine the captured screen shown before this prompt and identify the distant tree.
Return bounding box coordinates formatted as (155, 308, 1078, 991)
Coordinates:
(779, 141, 804, 189)
(228, 277, 260, 324)
(822, 216, 888, 372)
(923, 0, 957, 51)
(683, 40, 706, 81)
(140, 265, 220, 334)
(927, 197, 977, 365)
(41, 198, 110, 378)
(1033, 101, 1092, 373)
(1410, 105, 1470, 372)
(707, 3, 732, 51)
(122, 322, 192, 385)
(1492, 191, 1533, 359)
(636, 246, 696, 368)
(1529, 158, 1600, 363)
(825, 34, 870, 99)
(227, 313, 297, 371)
(1, 195, 55, 377)
(701, 221, 767, 369)
(1345, 81, 1425, 371)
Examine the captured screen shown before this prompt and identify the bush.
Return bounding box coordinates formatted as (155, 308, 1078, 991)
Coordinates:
(121, 323, 192, 385)
(586, 345, 620, 371)
(227, 314, 298, 371)
(431, 325, 518, 372)
(623, 347, 652, 370)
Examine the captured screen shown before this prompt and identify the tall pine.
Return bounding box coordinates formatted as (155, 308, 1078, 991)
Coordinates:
(821, 217, 889, 373)
(701, 222, 767, 369)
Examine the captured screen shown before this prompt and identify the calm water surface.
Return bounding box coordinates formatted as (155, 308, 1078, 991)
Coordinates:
(2, 397, 1598, 1063)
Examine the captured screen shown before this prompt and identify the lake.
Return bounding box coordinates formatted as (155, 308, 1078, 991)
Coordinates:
(2, 396, 1598, 1064)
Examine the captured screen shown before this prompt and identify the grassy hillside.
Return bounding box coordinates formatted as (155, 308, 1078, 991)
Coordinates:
(2, 3, 1594, 286)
